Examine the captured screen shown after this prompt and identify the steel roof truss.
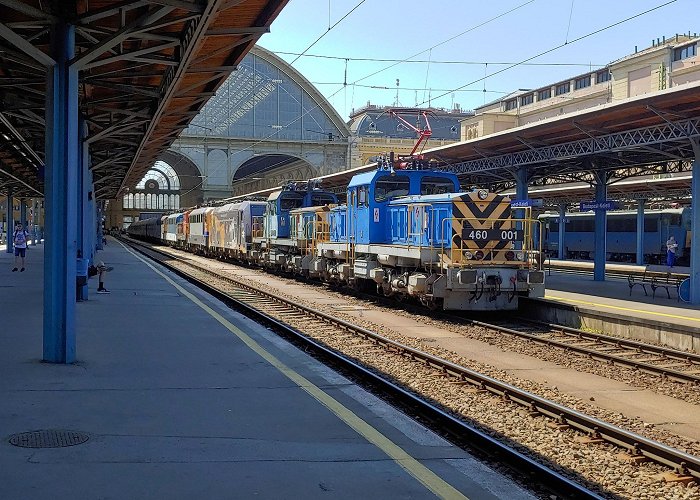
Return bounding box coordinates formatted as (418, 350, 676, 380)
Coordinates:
(0, 22, 55, 66)
(81, 39, 180, 71)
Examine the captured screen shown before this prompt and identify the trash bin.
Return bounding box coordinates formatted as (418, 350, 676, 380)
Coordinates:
(76, 258, 88, 300)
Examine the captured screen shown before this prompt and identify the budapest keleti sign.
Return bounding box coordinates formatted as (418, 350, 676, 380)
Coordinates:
(579, 200, 618, 211)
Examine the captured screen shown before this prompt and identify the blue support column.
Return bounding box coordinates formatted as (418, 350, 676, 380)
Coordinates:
(690, 145, 700, 304)
(96, 201, 104, 251)
(76, 120, 88, 301)
(43, 22, 78, 363)
(514, 167, 528, 250)
(558, 203, 566, 260)
(636, 199, 645, 265)
(31, 200, 38, 246)
(87, 170, 95, 261)
(19, 199, 26, 231)
(5, 188, 13, 253)
(593, 169, 608, 282)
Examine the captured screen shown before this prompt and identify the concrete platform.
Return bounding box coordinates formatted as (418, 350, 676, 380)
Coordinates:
(0, 238, 534, 500)
(522, 269, 700, 352)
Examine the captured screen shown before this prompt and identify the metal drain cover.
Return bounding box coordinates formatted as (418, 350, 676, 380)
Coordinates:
(8, 430, 89, 448)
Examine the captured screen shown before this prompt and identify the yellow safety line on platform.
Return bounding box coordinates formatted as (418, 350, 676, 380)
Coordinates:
(546, 294, 700, 323)
(119, 241, 467, 500)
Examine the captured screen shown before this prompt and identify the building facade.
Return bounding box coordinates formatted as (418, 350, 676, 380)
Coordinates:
(462, 34, 700, 139)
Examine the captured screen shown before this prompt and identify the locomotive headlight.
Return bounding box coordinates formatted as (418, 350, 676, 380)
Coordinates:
(477, 189, 488, 200)
(475, 250, 485, 260)
(464, 251, 473, 260)
(516, 252, 525, 261)
(505, 251, 515, 261)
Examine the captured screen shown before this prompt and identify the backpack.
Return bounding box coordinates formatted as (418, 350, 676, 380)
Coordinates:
(13, 229, 26, 246)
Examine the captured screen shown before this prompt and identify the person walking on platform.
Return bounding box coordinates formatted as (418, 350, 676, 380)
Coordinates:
(666, 235, 678, 268)
(11, 222, 28, 272)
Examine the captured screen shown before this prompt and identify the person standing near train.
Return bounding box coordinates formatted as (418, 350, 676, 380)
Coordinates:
(666, 235, 678, 268)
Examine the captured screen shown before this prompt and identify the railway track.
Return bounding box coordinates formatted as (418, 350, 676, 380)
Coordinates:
(449, 316, 700, 385)
(124, 238, 700, 494)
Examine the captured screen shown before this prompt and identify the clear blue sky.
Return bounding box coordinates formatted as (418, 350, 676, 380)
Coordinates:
(257, 0, 695, 120)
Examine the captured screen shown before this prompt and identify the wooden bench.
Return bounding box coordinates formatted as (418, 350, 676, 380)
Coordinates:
(628, 265, 690, 299)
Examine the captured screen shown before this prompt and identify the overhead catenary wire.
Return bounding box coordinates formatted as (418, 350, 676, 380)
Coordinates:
(276, 51, 608, 67)
(416, 0, 678, 107)
(289, 0, 367, 66)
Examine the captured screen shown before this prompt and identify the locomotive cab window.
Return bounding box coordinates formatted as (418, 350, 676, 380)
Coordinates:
(374, 175, 410, 202)
(358, 186, 368, 206)
(280, 195, 304, 211)
(421, 176, 457, 195)
(311, 193, 335, 206)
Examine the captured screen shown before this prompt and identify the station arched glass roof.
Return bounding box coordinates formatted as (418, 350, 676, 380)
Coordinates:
(135, 161, 181, 191)
(182, 46, 348, 142)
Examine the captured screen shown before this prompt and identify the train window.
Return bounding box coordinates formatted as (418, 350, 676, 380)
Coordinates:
(568, 218, 594, 232)
(350, 188, 357, 207)
(280, 195, 303, 211)
(311, 194, 335, 206)
(421, 176, 456, 195)
(608, 217, 635, 232)
(375, 175, 410, 202)
(644, 216, 658, 232)
(358, 186, 368, 206)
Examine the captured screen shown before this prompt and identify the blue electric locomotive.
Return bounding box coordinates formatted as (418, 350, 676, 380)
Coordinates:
(253, 180, 337, 268)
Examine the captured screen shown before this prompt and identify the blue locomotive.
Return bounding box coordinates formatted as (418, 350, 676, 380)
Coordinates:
(539, 208, 691, 265)
(308, 162, 544, 310)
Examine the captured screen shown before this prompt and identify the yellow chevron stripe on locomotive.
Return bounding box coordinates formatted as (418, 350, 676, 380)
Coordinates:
(448, 189, 532, 267)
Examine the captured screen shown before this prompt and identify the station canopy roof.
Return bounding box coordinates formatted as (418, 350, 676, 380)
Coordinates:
(0, 0, 288, 199)
(423, 82, 700, 185)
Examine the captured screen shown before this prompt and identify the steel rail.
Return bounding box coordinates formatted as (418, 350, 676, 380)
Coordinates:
(125, 238, 700, 484)
(456, 316, 700, 385)
(532, 318, 700, 364)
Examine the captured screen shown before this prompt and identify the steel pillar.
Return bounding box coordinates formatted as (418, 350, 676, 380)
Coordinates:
(19, 199, 26, 230)
(558, 203, 566, 260)
(43, 22, 78, 363)
(31, 200, 38, 246)
(5, 188, 13, 253)
(636, 200, 645, 265)
(690, 144, 700, 304)
(514, 167, 528, 250)
(76, 120, 89, 301)
(593, 169, 608, 282)
(96, 200, 104, 251)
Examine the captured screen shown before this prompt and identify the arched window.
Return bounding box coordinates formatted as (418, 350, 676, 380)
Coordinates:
(123, 161, 182, 213)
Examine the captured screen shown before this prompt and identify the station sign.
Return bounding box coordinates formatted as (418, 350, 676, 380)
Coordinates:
(579, 200, 618, 211)
(510, 199, 543, 208)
